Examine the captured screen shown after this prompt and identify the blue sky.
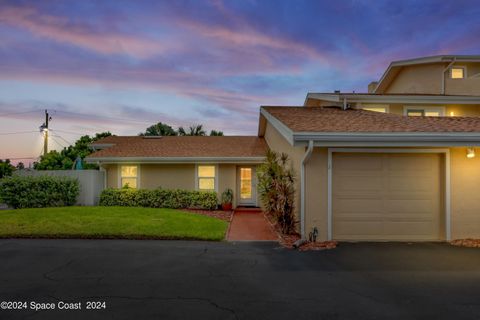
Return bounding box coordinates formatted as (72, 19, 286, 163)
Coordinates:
(1, 0, 479, 163)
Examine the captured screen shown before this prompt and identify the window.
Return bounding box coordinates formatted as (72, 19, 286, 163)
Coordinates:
(451, 67, 466, 79)
(404, 106, 445, 117)
(197, 165, 216, 191)
(120, 165, 138, 188)
(362, 107, 387, 113)
(360, 104, 388, 113)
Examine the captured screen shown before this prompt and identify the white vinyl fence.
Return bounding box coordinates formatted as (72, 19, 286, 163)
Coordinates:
(16, 170, 105, 206)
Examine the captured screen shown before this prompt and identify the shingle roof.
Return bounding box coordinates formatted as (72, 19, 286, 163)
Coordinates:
(262, 106, 480, 133)
(87, 136, 267, 159)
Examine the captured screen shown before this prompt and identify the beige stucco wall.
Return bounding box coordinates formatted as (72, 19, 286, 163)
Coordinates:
(218, 164, 237, 206)
(141, 164, 195, 190)
(384, 62, 480, 96)
(304, 148, 328, 240)
(104, 164, 118, 188)
(103, 162, 262, 207)
(263, 118, 305, 221)
(385, 64, 444, 94)
(450, 147, 480, 239)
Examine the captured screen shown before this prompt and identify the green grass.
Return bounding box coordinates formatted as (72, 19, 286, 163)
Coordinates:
(0, 206, 228, 241)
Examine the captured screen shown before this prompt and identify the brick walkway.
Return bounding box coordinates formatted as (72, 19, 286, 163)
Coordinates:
(227, 208, 278, 241)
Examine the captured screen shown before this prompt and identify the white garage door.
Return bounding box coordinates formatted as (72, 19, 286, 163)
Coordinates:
(332, 153, 444, 241)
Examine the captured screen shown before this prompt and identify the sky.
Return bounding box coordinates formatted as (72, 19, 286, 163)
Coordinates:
(0, 0, 479, 164)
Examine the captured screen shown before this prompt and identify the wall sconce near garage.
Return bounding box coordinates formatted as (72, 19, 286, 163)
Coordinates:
(467, 148, 475, 159)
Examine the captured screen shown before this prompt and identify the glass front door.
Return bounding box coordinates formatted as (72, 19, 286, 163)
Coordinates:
(238, 166, 256, 206)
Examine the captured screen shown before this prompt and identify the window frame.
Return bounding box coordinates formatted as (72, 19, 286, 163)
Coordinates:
(118, 164, 140, 189)
(195, 164, 218, 192)
(450, 66, 467, 79)
(403, 106, 445, 117)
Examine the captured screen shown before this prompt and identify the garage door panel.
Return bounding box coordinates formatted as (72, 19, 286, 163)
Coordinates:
(334, 199, 383, 214)
(332, 153, 443, 241)
(387, 176, 435, 192)
(386, 199, 437, 214)
(334, 153, 383, 171)
(334, 221, 384, 237)
(334, 175, 382, 192)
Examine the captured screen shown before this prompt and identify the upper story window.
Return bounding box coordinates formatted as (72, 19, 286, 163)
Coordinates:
(450, 67, 466, 79)
(120, 165, 138, 188)
(197, 165, 216, 191)
(404, 106, 445, 117)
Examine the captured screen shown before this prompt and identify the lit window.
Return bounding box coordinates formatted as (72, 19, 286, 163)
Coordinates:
(405, 107, 444, 117)
(451, 67, 465, 79)
(363, 107, 387, 113)
(121, 165, 138, 188)
(406, 109, 425, 117)
(197, 165, 216, 191)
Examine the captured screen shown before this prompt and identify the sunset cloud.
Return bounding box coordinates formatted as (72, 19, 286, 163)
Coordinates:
(0, 0, 479, 162)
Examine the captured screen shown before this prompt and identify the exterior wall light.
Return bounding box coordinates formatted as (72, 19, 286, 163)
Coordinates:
(467, 148, 475, 159)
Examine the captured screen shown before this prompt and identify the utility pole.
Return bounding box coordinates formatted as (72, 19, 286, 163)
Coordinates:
(40, 110, 52, 156)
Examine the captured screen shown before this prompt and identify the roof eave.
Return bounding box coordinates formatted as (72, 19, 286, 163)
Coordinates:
(85, 156, 266, 164)
(292, 132, 480, 147)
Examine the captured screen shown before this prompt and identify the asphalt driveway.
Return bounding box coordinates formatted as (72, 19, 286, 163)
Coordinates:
(0, 240, 479, 320)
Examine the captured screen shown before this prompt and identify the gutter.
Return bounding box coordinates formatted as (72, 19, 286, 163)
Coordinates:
(300, 140, 314, 239)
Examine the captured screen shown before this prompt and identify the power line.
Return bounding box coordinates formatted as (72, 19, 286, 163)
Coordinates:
(50, 136, 66, 149)
(0, 131, 38, 136)
(0, 109, 42, 118)
(54, 110, 152, 124)
(51, 134, 73, 146)
(50, 128, 86, 136)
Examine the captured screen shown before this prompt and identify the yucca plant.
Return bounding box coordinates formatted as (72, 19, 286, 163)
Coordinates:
(257, 150, 296, 234)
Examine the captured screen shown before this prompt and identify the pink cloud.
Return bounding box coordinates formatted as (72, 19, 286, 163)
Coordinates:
(0, 6, 174, 58)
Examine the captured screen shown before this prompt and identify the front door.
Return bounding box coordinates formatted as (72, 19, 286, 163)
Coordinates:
(237, 166, 256, 206)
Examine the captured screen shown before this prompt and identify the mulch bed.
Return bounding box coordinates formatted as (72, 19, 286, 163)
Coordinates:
(263, 212, 338, 251)
(450, 239, 480, 248)
(183, 209, 233, 222)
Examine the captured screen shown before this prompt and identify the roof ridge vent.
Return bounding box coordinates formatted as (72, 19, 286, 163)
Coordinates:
(142, 136, 163, 139)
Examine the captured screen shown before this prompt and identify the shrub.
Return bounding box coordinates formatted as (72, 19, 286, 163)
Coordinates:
(0, 175, 79, 209)
(99, 188, 218, 210)
(257, 150, 296, 234)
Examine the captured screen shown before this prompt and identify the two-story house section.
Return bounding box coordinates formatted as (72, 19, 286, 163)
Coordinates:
(304, 55, 480, 117)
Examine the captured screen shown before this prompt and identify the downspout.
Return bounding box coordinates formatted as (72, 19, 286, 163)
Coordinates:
(99, 162, 107, 190)
(300, 140, 314, 239)
(442, 58, 456, 95)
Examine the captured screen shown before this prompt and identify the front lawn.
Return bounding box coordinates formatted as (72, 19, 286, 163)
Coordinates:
(0, 206, 228, 241)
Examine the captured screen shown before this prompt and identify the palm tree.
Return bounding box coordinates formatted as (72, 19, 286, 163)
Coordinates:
(140, 122, 177, 136)
(209, 130, 224, 136)
(178, 124, 206, 136)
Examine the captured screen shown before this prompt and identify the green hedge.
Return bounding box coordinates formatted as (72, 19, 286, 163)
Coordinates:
(99, 188, 218, 210)
(0, 175, 80, 209)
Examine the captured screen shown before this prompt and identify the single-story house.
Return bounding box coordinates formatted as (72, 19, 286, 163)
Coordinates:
(87, 136, 267, 208)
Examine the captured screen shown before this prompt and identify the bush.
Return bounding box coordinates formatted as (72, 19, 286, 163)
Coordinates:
(257, 150, 296, 234)
(99, 188, 218, 210)
(0, 175, 79, 209)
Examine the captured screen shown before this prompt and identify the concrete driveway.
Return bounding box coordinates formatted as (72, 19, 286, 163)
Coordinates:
(0, 240, 479, 320)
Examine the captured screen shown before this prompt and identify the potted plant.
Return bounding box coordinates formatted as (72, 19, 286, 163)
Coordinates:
(221, 188, 233, 211)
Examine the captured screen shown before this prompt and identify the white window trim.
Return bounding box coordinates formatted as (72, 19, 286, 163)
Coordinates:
(326, 148, 451, 241)
(358, 104, 390, 113)
(195, 164, 218, 192)
(118, 164, 141, 189)
(450, 66, 467, 79)
(403, 106, 445, 116)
